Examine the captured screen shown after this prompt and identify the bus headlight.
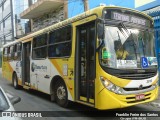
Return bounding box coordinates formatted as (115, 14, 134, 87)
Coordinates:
(100, 76, 123, 94)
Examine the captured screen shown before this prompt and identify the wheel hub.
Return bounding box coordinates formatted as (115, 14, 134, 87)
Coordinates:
(57, 86, 66, 100)
(14, 78, 17, 87)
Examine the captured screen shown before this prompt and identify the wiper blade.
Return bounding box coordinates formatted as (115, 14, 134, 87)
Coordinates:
(118, 27, 127, 38)
(118, 22, 130, 38)
(140, 37, 146, 56)
(130, 32, 138, 59)
(119, 22, 130, 35)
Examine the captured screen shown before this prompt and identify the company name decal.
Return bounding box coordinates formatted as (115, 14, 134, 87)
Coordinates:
(31, 62, 47, 72)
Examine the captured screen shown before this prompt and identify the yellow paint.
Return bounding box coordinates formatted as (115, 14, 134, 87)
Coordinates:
(76, 100, 94, 107)
(80, 96, 87, 101)
(23, 85, 30, 90)
(18, 80, 22, 86)
(151, 75, 158, 85)
(50, 59, 63, 76)
(96, 85, 158, 110)
(2, 6, 157, 110)
(3, 61, 13, 81)
(110, 76, 131, 87)
(22, 37, 33, 43)
(49, 58, 75, 100)
(89, 99, 94, 103)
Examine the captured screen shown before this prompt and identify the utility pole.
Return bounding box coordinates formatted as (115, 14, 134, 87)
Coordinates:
(28, 0, 33, 32)
(83, 0, 89, 11)
(64, 0, 68, 19)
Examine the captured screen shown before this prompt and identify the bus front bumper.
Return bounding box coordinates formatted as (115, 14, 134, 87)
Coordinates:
(96, 85, 159, 110)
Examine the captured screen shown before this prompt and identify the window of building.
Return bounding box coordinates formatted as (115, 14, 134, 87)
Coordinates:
(32, 34, 47, 59)
(48, 26, 72, 58)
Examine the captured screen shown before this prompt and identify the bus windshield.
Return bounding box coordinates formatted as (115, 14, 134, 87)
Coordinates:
(100, 25, 157, 69)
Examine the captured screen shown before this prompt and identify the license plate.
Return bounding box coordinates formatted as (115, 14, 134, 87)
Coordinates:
(135, 94, 145, 100)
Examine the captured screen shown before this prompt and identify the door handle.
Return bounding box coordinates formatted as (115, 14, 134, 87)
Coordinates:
(44, 75, 50, 79)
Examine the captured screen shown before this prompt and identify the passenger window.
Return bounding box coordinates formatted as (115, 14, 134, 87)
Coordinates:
(48, 26, 72, 58)
(32, 34, 47, 59)
(3, 48, 8, 61)
(13, 43, 21, 60)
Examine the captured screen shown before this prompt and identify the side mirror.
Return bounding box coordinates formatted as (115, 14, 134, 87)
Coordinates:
(10, 96, 21, 105)
(7, 93, 21, 105)
(97, 19, 104, 39)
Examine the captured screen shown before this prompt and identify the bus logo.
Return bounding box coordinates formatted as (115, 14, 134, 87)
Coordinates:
(141, 57, 148, 68)
(139, 84, 143, 90)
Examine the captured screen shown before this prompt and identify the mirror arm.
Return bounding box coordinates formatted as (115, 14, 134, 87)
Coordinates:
(97, 18, 105, 39)
(11, 97, 21, 105)
(96, 39, 104, 52)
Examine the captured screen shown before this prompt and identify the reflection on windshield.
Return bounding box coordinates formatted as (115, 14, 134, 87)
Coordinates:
(0, 90, 9, 111)
(100, 26, 156, 69)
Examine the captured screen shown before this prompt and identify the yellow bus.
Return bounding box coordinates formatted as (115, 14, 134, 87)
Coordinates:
(2, 6, 158, 110)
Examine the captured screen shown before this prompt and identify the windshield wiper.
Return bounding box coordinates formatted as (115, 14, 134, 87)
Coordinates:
(118, 22, 130, 38)
(119, 22, 130, 35)
(141, 37, 146, 57)
(130, 32, 138, 59)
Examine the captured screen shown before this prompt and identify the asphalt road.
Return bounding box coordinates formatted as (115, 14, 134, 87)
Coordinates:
(0, 70, 160, 120)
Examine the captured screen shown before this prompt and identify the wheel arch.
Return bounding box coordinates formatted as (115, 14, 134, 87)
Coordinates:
(50, 75, 65, 101)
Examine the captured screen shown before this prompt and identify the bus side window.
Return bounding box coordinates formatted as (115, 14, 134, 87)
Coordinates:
(10, 46, 14, 60)
(32, 34, 47, 59)
(13, 44, 17, 60)
(3, 47, 8, 61)
(17, 43, 21, 60)
(7, 47, 11, 61)
(48, 25, 72, 58)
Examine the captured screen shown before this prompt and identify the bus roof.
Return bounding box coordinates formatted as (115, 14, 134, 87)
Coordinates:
(3, 5, 152, 48)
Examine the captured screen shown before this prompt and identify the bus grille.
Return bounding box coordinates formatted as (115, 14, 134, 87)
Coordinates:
(123, 85, 152, 91)
(127, 98, 150, 104)
(115, 72, 156, 80)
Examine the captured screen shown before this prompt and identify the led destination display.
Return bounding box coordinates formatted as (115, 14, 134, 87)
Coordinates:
(112, 12, 146, 26)
(103, 9, 152, 27)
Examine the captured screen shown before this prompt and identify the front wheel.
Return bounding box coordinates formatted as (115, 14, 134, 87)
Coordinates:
(55, 80, 69, 107)
(13, 73, 19, 89)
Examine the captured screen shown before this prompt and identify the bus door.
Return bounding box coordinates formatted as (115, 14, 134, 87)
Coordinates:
(76, 22, 96, 104)
(22, 42, 31, 86)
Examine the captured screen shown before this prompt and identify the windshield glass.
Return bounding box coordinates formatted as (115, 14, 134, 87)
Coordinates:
(100, 26, 157, 69)
(0, 89, 9, 111)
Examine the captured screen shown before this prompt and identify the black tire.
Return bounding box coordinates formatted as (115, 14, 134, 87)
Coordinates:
(54, 80, 69, 107)
(13, 73, 19, 89)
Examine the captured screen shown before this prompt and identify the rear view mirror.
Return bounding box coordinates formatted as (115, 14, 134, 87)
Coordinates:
(97, 19, 104, 39)
(7, 93, 21, 105)
(11, 96, 21, 105)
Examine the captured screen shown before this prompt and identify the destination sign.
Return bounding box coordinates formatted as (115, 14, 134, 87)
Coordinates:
(111, 12, 147, 26)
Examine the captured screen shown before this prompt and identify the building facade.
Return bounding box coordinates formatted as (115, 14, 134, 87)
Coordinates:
(20, 0, 67, 32)
(0, 0, 29, 67)
(0, 0, 13, 46)
(0, 0, 29, 46)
